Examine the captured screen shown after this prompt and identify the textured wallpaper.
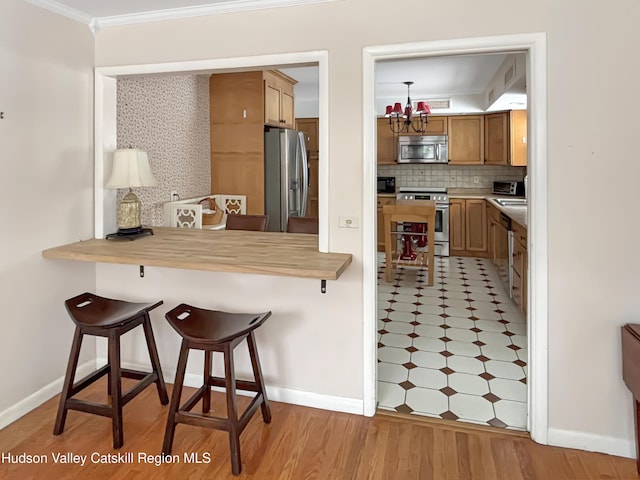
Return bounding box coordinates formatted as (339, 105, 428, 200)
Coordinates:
(116, 74, 211, 226)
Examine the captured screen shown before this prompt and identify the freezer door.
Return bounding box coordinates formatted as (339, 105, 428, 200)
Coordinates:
(265, 128, 308, 232)
(298, 131, 309, 218)
(286, 131, 300, 212)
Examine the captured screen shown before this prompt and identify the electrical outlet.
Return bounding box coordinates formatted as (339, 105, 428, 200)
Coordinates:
(473, 176, 480, 184)
(339, 216, 359, 228)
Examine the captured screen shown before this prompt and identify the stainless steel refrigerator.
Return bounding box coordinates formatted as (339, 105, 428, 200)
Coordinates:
(264, 127, 309, 232)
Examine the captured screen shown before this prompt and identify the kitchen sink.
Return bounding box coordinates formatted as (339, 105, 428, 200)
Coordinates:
(494, 198, 527, 207)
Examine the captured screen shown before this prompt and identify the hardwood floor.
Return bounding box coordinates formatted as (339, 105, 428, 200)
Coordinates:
(0, 380, 636, 479)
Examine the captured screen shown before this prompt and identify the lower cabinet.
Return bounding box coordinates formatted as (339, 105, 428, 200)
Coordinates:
(450, 198, 488, 256)
(512, 221, 528, 314)
(377, 196, 395, 251)
(486, 201, 501, 265)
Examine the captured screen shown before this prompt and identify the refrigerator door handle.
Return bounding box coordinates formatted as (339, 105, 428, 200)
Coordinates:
(299, 132, 309, 217)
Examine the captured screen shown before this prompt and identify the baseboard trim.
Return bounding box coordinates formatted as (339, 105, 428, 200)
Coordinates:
(0, 360, 95, 430)
(548, 427, 635, 459)
(104, 358, 364, 416)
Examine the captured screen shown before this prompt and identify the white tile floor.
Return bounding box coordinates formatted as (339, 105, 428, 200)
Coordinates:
(377, 254, 528, 430)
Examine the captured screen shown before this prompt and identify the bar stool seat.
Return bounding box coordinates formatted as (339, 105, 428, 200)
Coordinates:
(53, 292, 169, 448)
(162, 304, 272, 476)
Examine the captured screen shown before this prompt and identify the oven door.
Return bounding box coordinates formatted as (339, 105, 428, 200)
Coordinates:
(435, 204, 449, 243)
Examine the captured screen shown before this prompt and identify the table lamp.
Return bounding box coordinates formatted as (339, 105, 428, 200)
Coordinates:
(105, 148, 157, 238)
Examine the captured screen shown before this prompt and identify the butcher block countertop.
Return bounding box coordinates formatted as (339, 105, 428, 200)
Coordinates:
(42, 227, 352, 280)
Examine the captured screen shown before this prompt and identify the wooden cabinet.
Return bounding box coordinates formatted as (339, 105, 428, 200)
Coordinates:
(424, 116, 448, 135)
(296, 118, 319, 218)
(377, 196, 395, 251)
(296, 118, 318, 154)
(263, 70, 296, 129)
(512, 221, 528, 314)
(377, 118, 397, 164)
(510, 110, 527, 167)
(450, 198, 488, 256)
(484, 110, 527, 166)
(466, 199, 487, 252)
(402, 115, 448, 136)
(447, 115, 484, 164)
(486, 201, 501, 265)
(377, 116, 449, 164)
(449, 199, 466, 251)
(209, 70, 296, 214)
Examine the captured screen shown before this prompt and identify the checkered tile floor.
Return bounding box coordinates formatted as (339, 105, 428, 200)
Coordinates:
(377, 254, 527, 430)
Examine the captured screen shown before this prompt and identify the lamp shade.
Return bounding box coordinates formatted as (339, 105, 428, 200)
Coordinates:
(105, 149, 157, 189)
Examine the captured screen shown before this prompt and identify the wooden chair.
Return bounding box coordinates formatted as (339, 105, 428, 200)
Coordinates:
(383, 199, 436, 286)
(225, 214, 269, 232)
(53, 293, 168, 449)
(286, 216, 319, 234)
(162, 304, 272, 476)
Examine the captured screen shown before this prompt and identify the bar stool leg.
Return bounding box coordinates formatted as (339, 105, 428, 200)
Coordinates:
(109, 330, 124, 449)
(203, 351, 212, 414)
(162, 340, 189, 455)
(247, 331, 271, 423)
(142, 315, 169, 405)
(224, 344, 241, 475)
(53, 326, 84, 436)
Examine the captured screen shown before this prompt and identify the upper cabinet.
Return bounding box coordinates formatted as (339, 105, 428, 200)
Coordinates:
(376, 116, 449, 164)
(377, 118, 397, 164)
(424, 116, 448, 136)
(484, 110, 527, 166)
(296, 118, 319, 155)
(447, 115, 485, 164)
(209, 70, 297, 214)
(402, 115, 448, 136)
(264, 70, 296, 129)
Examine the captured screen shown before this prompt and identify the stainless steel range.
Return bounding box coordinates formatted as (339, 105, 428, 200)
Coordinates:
(396, 187, 450, 256)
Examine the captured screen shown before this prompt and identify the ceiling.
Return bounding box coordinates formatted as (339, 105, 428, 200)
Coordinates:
(44, 0, 248, 18)
(30, 0, 527, 111)
(281, 52, 527, 113)
(26, 0, 337, 27)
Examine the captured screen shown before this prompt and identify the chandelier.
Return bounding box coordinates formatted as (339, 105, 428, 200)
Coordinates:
(384, 81, 431, 134)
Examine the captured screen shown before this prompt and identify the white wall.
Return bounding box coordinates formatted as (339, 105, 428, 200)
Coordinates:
(0, 1, 95, 426)
(92, 0, 640, 456)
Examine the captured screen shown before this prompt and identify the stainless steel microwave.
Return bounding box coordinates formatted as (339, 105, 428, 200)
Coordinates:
(397, 135, 448, 164)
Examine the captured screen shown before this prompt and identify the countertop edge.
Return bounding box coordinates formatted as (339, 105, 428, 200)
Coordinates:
(42, 229, 353, 281)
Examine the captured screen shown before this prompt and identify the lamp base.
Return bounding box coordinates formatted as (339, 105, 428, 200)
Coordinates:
(106, 227, 154, 241)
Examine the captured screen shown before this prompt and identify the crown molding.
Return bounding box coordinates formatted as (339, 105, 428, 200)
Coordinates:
(25, 0, 95, 29)
(27, 0, 340, 33)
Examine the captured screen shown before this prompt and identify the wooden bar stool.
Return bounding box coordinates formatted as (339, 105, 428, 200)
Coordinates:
(162, 304, 272, 476)
(383, 199, 436, 285)
(53, 292, 169, 448)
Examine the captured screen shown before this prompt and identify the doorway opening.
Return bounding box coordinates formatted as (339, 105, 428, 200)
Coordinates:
(362, 33, 548, 443)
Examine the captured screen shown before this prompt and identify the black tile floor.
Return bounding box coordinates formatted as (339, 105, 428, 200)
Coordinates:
(377, 254, 527, 430)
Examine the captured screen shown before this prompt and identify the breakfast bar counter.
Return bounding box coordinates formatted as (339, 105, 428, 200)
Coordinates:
(42, 227, 352, 280)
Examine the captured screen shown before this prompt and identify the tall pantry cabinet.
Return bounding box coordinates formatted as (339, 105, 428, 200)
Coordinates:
(209, 70, 297, 214)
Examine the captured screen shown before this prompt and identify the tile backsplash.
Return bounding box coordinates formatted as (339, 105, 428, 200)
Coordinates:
(377, 164, 526, 190)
